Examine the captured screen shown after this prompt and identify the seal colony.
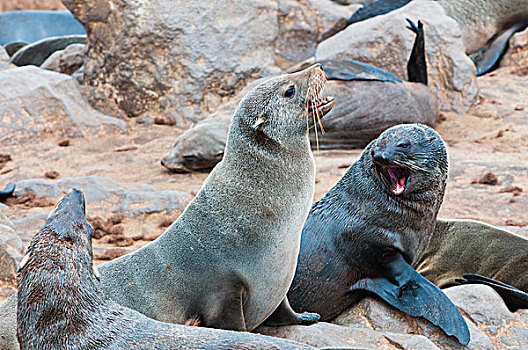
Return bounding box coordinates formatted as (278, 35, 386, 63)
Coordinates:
(161, 20, 438, 172)
(287, 124, 471, 345)
(16, 189, 315, 350)
(98, 65, 334, 330)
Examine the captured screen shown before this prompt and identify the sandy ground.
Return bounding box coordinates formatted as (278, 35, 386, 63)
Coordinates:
(1, 66, 527, 304)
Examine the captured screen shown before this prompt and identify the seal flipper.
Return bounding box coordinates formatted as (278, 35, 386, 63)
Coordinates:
(347, 0, 412, 26)
(204, 280, 248, 331)
(406, 19, 428, 85)
(321, 58, 402, 83)
(262, 297, 320, 327)
(0, 182, 15, 201)
(454, 274, 528, 312)
(349, 252, 470, 345)
(470, 22, 528, 76)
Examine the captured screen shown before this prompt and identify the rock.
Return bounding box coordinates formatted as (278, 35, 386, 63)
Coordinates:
(0, 209, 25, 286)
(0, 45, 14, 71)
(315, 0, 478, 113)
(500, 27, 528, 72)
(0, 66, 127, 145)
(14, 176, 191, 218)
(10, 34, 86, 67)
(40, 43, 85, 75)
(62, 0, 353, 125)
(257, 322, 440, 349)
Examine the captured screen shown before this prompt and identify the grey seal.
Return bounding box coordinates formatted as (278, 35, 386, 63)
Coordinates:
(16, 189, 315, 350)
(99, 64, 334, 331)
(287, 124, 471, 345)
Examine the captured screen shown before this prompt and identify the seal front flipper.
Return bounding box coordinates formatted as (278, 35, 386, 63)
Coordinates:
(0, 182, 15, 201)
(203, 280, 248, 331)
(455, 274, 528, 312)
(349, 252, 470, 345)
(406, 19, 428, 85)
(262, 297, 320, 327)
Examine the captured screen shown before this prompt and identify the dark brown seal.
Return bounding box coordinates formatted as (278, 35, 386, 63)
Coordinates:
(16, 189, 315, 350)
(287, 123, 470, 345)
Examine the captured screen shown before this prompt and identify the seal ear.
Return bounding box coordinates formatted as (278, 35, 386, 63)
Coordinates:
(252, 117, 266, 132)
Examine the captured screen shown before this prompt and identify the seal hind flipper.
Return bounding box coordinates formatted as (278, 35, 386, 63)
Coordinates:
(349, 252, 470, 345)
(406, 19, 428, 85)
(0, 182, 15, 201)
(469, 22, 528, 76)
(262, 297, 320, 327)
(321, 58, 401, 83)
(454, 274, 528, 312)
(347, 0, 412, 26)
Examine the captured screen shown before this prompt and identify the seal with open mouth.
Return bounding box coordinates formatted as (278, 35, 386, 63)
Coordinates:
(16, 189, 316, 350)
(288, 123, 471, 345)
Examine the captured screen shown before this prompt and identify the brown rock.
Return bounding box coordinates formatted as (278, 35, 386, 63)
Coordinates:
(3, 191, 54, 208)
(505, 220, 528, 227)
(44, 171, 60, 179)
(499, 186, 523, 196)
(57, 139, 70, 147)
(0, 0, 66, 11)
(471, 172, 498, 185)
(40, 43, 85, 75)
(94, 247, 128, 261)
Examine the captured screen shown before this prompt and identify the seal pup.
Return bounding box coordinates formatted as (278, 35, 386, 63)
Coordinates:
(161, 20, 437, 172)
(288, 124, 470, 345)
(100, 65, 335, 331)
(16, 189, 315, 350)
(417, 219, 528, 311)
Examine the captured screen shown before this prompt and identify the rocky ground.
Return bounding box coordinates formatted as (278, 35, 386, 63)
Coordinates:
(1, 1, 528, 349)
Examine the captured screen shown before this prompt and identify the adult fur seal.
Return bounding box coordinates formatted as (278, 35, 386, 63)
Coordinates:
(16, 189, 315, 350)
(98, 65, 334, 331)
(287, 124, 470, 345)
(417, 219, 528, 311)
(161, 20, 438, 172)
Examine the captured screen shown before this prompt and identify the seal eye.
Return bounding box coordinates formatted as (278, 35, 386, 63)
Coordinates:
(283, 85, 296, 99)
(397, 142, 411, 149)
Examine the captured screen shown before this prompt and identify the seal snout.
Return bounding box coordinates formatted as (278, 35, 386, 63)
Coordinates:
(372, 148, 411, 196)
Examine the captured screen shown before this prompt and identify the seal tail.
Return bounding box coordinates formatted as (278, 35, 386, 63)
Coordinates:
(406, 19, 428, 85)
(454, 274, 528, 312)
(349, 252, 470, 345)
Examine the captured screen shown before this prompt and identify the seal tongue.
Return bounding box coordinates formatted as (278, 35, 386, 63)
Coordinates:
(387, 167, 406, 195)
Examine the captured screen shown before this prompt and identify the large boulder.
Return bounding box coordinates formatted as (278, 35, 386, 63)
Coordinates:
(500, 27, 528, 71)
(62, 0, 354, 126)
(0, 66, 127, 145)
(315, 0, 478, 113)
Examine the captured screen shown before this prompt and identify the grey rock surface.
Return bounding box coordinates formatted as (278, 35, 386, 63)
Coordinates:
(0, 66, 127, 145)
(316, 0, 478, 113)
(0, 209, 25, 286)
(10, 34, 86, 67)
(500, 27, 528, 70)
(62, 0, 354, 125)
(40, 43, 85, 75)
(14, 176, 191, 218)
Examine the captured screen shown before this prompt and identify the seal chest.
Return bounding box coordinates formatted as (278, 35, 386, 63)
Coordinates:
(98, 65, 335, 331)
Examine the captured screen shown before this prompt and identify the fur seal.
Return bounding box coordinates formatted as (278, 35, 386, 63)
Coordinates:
(345, 0, 528, 75)
(98, 65, 334, 331)
(16, 189, 315, 350)
(10, 34, 86, 67)
(161, 20, 438, 172)
(287, 124, 471, 345)
(417, 219, 528, 311)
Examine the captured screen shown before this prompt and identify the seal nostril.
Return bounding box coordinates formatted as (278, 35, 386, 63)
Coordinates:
(373, 152, 385, 163)
(313, 63, 324, 71)
(160, 159, 166, 166)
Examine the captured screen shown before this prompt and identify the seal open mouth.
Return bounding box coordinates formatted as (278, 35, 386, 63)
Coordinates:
(308, 96, 335, 117)
(385, 166, 410, 195)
